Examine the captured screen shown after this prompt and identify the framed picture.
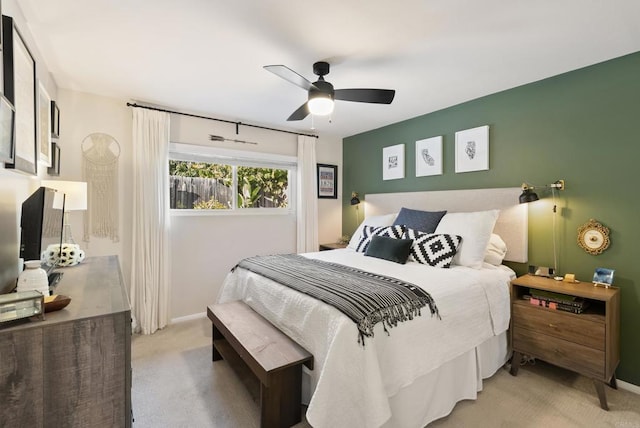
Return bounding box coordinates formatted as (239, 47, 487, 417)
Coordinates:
(2, 15, 37, 175)
(382, 144, 405, 180)
(317, 163, 337, 199)
(0, 94, 16, 164)
(47, 142, 61, 176)
(38, 81, 52, 166)
(455, 125, 489, 173)
(593, 267, 615, 288)
(0, 0, 3, 52)
(51, 100, 60, 138)
(415, 136, 443, 177)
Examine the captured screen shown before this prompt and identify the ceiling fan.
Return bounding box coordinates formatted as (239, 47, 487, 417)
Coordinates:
(264, 61, 396, 121)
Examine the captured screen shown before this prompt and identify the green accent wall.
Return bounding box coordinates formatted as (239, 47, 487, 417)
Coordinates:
(343, 51, 640, 385)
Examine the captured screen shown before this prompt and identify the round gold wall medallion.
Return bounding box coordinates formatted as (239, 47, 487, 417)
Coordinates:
(577, 219, 610, 255)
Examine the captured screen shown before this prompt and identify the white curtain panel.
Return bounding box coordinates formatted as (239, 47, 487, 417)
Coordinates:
(296, 135, 319, 253)
(130, 108, 171, 334)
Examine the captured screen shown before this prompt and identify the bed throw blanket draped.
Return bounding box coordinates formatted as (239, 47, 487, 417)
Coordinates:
(234, 254, 439, 344)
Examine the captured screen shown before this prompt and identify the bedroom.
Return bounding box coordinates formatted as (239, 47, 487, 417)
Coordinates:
(0, 0, 639, 426)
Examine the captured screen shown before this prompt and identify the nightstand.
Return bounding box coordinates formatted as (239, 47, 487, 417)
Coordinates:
(319, 242, 348, 251)
(510, 274, 620, 410)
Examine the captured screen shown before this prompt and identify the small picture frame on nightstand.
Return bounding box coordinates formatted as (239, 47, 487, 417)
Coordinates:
(592, 267, 614, 288)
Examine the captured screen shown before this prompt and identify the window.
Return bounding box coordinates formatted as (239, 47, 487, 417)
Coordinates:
(169, 143, 296, 214)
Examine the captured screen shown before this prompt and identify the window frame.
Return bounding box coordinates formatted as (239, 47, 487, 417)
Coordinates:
(169, 143, 297, 216)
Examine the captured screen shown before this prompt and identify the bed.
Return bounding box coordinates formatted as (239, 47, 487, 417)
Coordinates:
(218, 187, 527, 428)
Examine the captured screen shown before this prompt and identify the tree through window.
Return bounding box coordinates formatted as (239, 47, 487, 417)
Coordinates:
(169, 151, 293, 212)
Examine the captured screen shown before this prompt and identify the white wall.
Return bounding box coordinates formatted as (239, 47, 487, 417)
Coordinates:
(169, 114, 342, 319)
(56, 89, 133, 290)
(316, 135, 343, 245)
(50, 96, 343, 319)
(0, 1, 60, 279)
(1, 0, 343, 317)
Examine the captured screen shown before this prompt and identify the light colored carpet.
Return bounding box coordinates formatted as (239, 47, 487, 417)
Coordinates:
(132, 317, 640, 428)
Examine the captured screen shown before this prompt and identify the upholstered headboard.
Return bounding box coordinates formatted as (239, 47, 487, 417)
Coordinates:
(364, 187, 527, 263)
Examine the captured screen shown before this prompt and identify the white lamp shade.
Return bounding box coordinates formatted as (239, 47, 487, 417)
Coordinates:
(41, 180, 87, 211)
(308, 96, 334, 116)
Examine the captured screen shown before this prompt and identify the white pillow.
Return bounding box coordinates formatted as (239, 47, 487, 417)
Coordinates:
(484, 233, 508, 266)
(434, 210, 499, 269)
(347, 213, 398, 250)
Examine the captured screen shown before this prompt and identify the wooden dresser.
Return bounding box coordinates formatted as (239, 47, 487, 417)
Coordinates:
(510, 274, 620, 410)
(0, 256, 132, 427)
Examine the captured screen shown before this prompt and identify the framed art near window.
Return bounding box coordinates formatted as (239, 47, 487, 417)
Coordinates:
(383, 144, 405, 180)
(47, 142, 61, 176)
(38, 81, 52, 166)
(51, 100, 60, 138)
(317, 163, 337, 199)
(455, 125, 489, 173)
(2, 15, 37, 175)
(0, 94, 16, 164)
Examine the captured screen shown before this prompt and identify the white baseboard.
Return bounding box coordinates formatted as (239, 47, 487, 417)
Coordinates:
(618, 379, 640, 395)
(170, 312, 206, 324)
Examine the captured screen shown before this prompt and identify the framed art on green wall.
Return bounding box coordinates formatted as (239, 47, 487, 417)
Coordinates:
(416, 136, 442, 177)
(455, 125, 489, 173)
(383, 144, 404, 180)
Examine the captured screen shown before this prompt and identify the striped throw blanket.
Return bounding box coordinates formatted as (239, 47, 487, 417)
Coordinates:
(234, 254, 439, 344)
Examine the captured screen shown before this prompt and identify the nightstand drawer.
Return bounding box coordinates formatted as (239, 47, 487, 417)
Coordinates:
(513, 326, 605, 379)
(512, 303, 605, 351)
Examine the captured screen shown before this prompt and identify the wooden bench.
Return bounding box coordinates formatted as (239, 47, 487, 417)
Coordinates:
(207, 301, 313, 428)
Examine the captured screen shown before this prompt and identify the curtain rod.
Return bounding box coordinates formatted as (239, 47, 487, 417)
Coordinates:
(126, 102, 318, 139)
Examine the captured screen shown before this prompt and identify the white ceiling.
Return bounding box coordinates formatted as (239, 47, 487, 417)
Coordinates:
(17, 0, 640, 139)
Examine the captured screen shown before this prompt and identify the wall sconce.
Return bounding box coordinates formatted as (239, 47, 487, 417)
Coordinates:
(350, 192, 361, 225)
(350, 192, 360, 206)
(519, 180, 565, 204)
(519, 179, 565, 277)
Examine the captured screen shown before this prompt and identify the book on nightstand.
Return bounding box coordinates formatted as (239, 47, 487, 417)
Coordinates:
(524, 290, 590, 314)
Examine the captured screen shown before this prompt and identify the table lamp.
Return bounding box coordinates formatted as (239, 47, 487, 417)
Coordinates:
(41, 180, 87, 261)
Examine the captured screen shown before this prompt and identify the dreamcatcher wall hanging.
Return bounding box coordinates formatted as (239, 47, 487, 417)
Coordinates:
(81, 133, 120, 243)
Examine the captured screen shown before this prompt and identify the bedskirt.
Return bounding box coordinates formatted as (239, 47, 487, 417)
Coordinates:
(299, 332, 508, 427)
(382, 332, 508, 427)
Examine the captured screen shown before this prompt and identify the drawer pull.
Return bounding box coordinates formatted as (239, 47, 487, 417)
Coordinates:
(548, 323, 556, 328)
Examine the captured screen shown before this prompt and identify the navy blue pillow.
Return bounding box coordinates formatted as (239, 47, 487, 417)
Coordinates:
(393, 207, 447, 233)
(364, 235, 414, 264)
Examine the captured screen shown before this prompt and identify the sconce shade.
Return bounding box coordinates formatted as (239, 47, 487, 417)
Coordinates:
(350, 192, 360, 206)
(519, 188, 539, 204)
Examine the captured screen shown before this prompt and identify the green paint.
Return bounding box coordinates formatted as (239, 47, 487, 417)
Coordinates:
(343, 51, 640, 385)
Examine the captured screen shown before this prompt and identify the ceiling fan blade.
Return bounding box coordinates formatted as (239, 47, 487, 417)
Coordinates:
(334, 88, 396, 104)
(264, 65, 315, 91)
(287, 102, 310, 121)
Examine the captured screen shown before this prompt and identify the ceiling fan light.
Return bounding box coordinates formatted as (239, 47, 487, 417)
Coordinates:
(308, 94, 334, 116)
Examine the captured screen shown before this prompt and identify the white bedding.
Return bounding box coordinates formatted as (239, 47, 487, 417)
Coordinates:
(218, 248, 515, 428)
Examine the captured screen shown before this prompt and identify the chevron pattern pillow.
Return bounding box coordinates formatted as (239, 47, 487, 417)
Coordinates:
(404, 229, 462, 268)
(355, 225, 406, 253)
